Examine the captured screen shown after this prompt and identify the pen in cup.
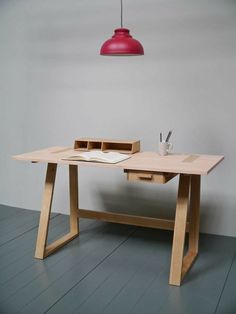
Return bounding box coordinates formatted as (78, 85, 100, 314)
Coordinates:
(165, 130, 172, 143)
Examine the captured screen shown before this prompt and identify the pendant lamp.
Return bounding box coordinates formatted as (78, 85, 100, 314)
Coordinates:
(100, 0, 144, 56)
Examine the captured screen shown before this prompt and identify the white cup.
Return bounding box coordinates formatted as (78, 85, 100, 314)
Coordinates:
(158, 142, 173, 156)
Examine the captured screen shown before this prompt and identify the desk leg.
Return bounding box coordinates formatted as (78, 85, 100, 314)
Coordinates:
(35, 163, 79, 259)
(181, 175, 201, 279)
(169, 174, 190, 286)
(169, 174, 201, 286)
(69, 165, 79, 234)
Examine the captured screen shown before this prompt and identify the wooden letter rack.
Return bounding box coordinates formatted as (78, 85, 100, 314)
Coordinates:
(74, 138, 140, 154)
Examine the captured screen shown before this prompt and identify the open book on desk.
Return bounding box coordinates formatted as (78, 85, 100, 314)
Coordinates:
(62, 151, 131, 164)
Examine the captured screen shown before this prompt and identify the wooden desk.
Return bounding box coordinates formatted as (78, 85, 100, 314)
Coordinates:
(13, 147, 224, 286)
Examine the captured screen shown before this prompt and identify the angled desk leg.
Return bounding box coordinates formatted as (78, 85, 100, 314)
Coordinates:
(169, 174, 190, 286)
(35, 163, 79, 259)
(182, 175, 201, 279)
(169, 174, 201, 286)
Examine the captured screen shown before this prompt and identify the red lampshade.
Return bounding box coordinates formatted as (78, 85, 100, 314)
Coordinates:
(100, 28, 144, 56)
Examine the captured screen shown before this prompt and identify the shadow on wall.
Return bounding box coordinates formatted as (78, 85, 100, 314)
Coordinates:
(200, 199, 228, 234)
(98, 184, 177, 220)
(96, 184, 224, 232)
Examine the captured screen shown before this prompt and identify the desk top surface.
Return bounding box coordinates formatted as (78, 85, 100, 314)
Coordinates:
(13, 146, 224, 175)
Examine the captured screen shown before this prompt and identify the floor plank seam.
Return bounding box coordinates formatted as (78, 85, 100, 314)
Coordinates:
(2, 206, 236, 314)
(71, 271, 114, 313)
(213, 251, 236, 314)
(0, 211, 30, 223)
(0, 214, 60, 248)
(128, 269, 165, 314)
(100, 260, 147, 314)
(0, 225, 39, 248)
(7, 223, 135, 313)
(100, 243, 168, 314)
(0, 219, 102, 309)
(0, 218, 70, 286)
(44, 227, 137, 314)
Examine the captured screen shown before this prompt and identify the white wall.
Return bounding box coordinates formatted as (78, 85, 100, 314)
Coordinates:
(0, 0, 235, 236)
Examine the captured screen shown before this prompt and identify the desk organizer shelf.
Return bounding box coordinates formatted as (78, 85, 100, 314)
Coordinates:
(74, 138, 140, 154)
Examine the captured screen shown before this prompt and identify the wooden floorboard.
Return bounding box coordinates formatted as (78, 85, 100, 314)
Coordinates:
(0, 215, 69, 285)
(45, 228, 171, 314)
(134, 234, 236, 314)
(76, 229, 171, 314)
(0, 205, 57, 247)
(0, 214, 60, 269)
(0, 206, 236, 314)
(0, 213, 92, 269)
(46, 230, 236, 314)
(0, 217, 101, 304)
(0, 204, 26, 221)
(0, 207, 135, 313)
(215, 252, 236, 314)
(15, 224, 134, 314)
(0, 209, 38, 231)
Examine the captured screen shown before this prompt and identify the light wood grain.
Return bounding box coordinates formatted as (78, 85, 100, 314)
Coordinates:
(78, 208, 190, 231)
(44, 232, 79, 258)
(69, 165, 79, 234)
(125, 170, 177, 184)
(13, 148, 224, 175)
(169, 174, 201, 285)
(169, 174, 190, 285)
(189, 175, 201, 254)
(35, 163, 57, 259)
(35, 163, 80, 259)
(74, 138, 140, 144)
(181, 251, 198, 279)
(74, 138, 140, 154)
(121, 152, 224, 175)
(179, 175, 201, 281)
(14, 145, 223, 284)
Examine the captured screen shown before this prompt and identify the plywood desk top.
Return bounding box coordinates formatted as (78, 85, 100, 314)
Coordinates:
(13, 146, 224, 285)
(121, 152, 224, 175)
(13, 146, 224, 175)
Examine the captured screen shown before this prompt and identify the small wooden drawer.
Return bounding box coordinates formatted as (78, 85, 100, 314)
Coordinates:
(125, 170, 177, 184)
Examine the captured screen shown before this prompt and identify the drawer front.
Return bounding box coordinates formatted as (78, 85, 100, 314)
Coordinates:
(125, 170, 177, 184)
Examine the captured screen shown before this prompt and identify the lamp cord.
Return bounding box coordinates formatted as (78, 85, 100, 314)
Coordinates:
(121, 0, 123, 28)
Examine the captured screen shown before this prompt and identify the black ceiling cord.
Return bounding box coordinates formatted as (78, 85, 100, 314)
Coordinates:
(120, 0, 123, 28)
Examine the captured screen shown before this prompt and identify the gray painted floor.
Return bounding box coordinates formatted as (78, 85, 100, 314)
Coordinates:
(0, 204, 235, 314)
